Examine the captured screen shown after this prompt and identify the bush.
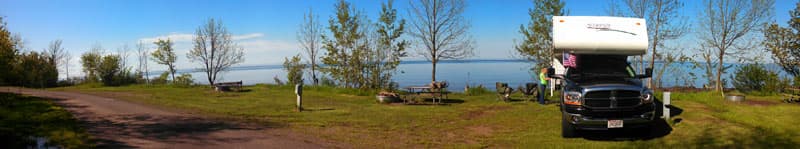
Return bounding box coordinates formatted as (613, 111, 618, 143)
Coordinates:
(732, 63, 787, 95)
(283, 54, 306, 86)
(172, 73, 194, 87)
(151, 71, 170, 85)
(465, 84, 492, 96)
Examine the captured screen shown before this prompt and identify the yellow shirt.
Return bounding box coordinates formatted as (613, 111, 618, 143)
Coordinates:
(539, 72, 548, 85)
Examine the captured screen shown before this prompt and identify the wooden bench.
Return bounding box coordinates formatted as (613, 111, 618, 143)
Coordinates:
(783, 87, 800, 103)
(214, 81, 243, 92)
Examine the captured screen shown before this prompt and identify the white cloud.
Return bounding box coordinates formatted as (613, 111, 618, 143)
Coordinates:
(139, 32, 265, 43)
(138, 33, 194, 43)
(232, 33, 264, 40)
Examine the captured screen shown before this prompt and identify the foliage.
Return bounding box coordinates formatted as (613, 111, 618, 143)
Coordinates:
(151, 71, 171, 85)
(369, 0, 409, 89)
(151, 39, 177, 81)
(173, 73, 194, 87)
(80, 49, 137, 86)
(0, 17, 17, 85)
(283, 54, 306, 86)
(732, 63, 786, 95)
(698, 0, 774, 91)
(408, 0, 474, 82)
(320, 0, 407, 89)
(321, 0, 366, 88)
(515, 0, 566, 70)
(763, 2, 800, 77)
(80, 47, 102, 82)
(0, 93, 92, 148)
(14, 51, 58, 88)
(97, 54, 122, 86)
(188, 18, 245, 86)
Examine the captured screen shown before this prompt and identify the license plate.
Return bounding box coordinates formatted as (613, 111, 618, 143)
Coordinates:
(607, 120, 623, 128)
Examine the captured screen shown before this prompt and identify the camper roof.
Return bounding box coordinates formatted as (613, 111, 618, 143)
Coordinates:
(552, 16, 648, 55)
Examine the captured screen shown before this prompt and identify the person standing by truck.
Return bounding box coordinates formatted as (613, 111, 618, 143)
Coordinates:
(538, 68, 549, 105)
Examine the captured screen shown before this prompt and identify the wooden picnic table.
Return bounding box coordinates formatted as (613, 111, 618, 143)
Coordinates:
(403, 86, 448, 104)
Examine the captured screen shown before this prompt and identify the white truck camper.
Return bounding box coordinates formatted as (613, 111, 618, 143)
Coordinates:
(552, 16, 648, 55)
(550, 16, 656, 138)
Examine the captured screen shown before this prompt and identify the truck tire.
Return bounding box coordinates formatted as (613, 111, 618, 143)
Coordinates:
(562, 117, 578, 138)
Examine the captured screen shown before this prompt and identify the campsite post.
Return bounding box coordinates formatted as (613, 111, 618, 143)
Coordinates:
(663, 92, 671, 119)
(295, 84, 303, 112)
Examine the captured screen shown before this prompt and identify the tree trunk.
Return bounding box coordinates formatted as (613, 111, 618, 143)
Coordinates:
(431, 60, 437, 83)
(311, 62, 318, 85)
(649, 41, 657, 89)
(716, 51, 724, 91)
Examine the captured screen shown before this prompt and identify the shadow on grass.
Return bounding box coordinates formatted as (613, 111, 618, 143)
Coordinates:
(581, 99, 682, 141)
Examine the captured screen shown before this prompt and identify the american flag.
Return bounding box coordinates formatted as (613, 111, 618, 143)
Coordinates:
(563, 52, 577, 68)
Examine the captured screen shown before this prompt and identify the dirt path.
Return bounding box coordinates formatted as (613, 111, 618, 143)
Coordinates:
(0, 87, 329, 149)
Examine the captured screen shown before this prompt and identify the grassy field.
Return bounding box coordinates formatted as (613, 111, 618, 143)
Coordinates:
(53, 84, 800, 148)
(0, 93, 92, 148)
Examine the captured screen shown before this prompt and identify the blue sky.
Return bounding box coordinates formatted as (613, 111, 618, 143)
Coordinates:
(0, 0, 796, 77)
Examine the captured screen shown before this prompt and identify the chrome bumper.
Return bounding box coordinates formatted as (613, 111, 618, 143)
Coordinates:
(564, 111, 655, 130)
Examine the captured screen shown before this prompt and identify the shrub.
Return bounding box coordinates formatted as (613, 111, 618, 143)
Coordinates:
(172, 73, 194, 87)
(465, 84, 492, 96)
(732, 63, 786, 95)
(151, 71, 170, 84)
(282, 54, 306, 86)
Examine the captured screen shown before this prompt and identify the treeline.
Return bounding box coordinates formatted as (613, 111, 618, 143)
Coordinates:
(0, 17, 59, 88)
(288, 0, 474, 90)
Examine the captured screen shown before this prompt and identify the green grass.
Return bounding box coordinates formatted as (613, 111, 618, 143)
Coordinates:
(53, 84, 800, 148)
(0, 93, 92, 149)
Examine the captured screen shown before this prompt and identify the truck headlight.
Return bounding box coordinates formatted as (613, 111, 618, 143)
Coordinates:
(564, 91, 582, 106)
(641, 91, 653, 104)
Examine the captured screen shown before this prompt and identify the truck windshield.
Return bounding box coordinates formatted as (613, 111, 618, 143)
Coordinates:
(566, 54, 635, 82)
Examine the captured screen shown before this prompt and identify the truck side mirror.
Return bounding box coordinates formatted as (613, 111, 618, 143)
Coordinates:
(644, 68, 653, 78)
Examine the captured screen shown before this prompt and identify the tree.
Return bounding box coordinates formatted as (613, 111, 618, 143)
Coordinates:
(763, 2, 800, 77)
(515, 0, 566, 70)
(45, 40, 67, 79)
(298, 8, 323, 85)
(283, 54, 306, 86)
(371, 0, 409, 89)
(80, 44, 104, 82)
(188, 18, 245, 86)
(321, 0, 365, 88)
(135, 41, 149, 83)
(607, 0, 689, 89)
(408, 0, 474, 82)
(698, 0, 774, 91)
(96, 54, 122, 86)
(64, 51, 71, 79)
(116, 44, 131, 71)
(151, 39, 177, 81)
(0, 17, 17, 85)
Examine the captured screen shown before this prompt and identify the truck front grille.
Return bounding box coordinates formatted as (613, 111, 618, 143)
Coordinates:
(584, 90, 641, 108)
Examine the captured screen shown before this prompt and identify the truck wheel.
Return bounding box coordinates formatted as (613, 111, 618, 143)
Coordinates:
(562, 117, 578, 138)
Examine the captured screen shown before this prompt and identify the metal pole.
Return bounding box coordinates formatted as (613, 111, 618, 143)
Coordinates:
(663, 92, 670, 120)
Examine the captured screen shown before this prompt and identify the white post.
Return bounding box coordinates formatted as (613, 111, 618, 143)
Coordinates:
(663, 92, 671, 120)
(295, 84, 303, 112)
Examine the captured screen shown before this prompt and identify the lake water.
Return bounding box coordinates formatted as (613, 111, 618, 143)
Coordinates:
(161, 60, 790, 92)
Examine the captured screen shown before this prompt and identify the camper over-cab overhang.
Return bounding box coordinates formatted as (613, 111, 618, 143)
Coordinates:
(552, 16, 648, 55)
